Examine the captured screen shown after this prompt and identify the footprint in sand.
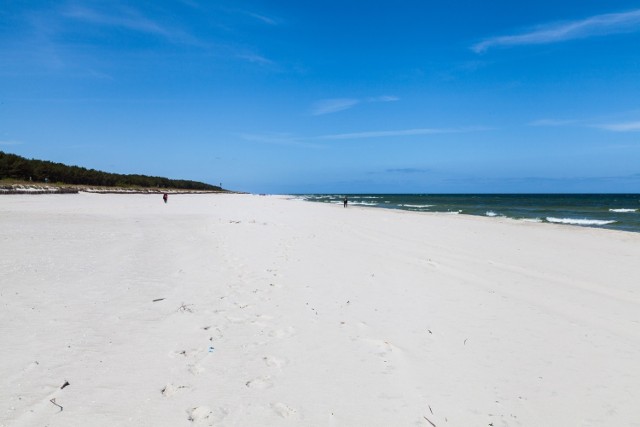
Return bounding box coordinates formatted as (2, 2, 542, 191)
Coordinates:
(187, 406, 213, 424)
(203, 326, 224, 340)
(161, 383, 188, 397)
(188, 363, 205, 376)
(226, 315, 249, 324)
(24, 360, 40, 373)
(251, 313, 275, 328)
(255, 313, 275, 321)
(263, 355, 289, 369)
(271, 402, 297, 418)
(6, 360, 40, 383)
(186, 406, 228, 424)
(424, 258, 438, 268)
(170, 349, 203, 359)
(245, 376, 273, 389)
(268, 326, 296, 339)
(364, 338, 403, 359)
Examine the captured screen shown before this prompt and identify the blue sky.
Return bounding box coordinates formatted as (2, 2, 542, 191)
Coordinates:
(1, 1, 640, 193)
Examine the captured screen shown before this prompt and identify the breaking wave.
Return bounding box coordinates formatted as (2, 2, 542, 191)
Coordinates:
(546, 217, 616, 226)
(400, 204, 434, 208)
(609, 208, 637, 213)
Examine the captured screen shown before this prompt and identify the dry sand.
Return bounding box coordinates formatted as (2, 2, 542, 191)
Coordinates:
(1, 193, 640, 426)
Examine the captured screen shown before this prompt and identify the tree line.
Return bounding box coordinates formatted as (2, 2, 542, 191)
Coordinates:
(0, 151, 222, 191)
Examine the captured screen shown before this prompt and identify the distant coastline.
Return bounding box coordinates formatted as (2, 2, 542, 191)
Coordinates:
(0, 151, 225, 192)
(0, 182, 229, 195)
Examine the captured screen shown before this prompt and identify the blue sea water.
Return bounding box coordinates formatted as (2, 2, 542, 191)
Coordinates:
(296, 194, 640, 233)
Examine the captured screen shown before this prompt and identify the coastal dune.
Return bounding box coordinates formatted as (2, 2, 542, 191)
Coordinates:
(1, 193, 640, 426)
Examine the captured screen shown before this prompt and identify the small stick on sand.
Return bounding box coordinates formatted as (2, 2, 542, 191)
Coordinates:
(61, 381, 70, 389)
(50, 398, 63, 412)
(423, 415, 436, 427)
(152, 298, 165, 302)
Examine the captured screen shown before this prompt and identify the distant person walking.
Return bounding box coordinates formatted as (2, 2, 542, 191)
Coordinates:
(163, 193, 168, 204)
(343, 196, 348, 208)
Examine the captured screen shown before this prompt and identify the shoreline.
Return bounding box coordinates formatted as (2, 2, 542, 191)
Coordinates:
(295, 193, 640, 234)
(2, 193, 639, 426)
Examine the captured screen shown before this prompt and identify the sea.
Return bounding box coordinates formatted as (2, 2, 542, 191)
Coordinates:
(295, 194, 640, 233)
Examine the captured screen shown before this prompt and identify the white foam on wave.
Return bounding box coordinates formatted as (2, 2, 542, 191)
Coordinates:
(609, 208, 637, 213)
(546, 217, 616, 226)
(400, 204, 434, 208)
(351, 201, 378, 206)
(485, 211, 502, 217)
(520, 218, 543, 223)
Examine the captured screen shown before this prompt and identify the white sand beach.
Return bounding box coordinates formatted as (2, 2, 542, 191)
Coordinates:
(2, 193, 640, 427)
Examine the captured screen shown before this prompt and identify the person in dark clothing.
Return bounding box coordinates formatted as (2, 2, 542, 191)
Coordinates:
(163, 193, 168, 204)
(343, 196, 348, 208)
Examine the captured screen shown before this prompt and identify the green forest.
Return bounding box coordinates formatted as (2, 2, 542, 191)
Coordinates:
(0, 151, 222, 191)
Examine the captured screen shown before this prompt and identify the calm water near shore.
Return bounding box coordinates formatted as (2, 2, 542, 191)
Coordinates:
(296, 194, 640, 233)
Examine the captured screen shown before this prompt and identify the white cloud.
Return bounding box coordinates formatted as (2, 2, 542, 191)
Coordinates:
(311, 95, 399, 116)
(473, 9, 640, 53)
(311, 98, 360, 116)
(238, 126, 489, 147)
(528, 119, 578, 127)
(596, 121, 640, 132)
(62, 5, 198, 45)
(366, 95, 400, 103)
(318, 128, 466, 139)
(248, 12, 278, 26)
(385, 167, 430, 174)
(236, 53, 274, 66)
(238, 133, 322, 148)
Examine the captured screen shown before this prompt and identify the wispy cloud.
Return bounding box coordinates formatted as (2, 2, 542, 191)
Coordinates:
(311, 95, 398, 116)
(367, 95, 400, 102)
(385, 167, 430, 174)
(311, 98, 360, 116)
(530, 114, 640, 132)
(238, 133, 323, 148)
(62, 5, 199, 45)
(236, 52, 274, 66)
(318, 127, 487, 140)
(247, 12, 278, 26)
(473, 9, 640, 53)
(238, 126, 488, 147)
(595, 121, 640, 132)
(0, 140, 23, 146)
(528, 118, 579, 127)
